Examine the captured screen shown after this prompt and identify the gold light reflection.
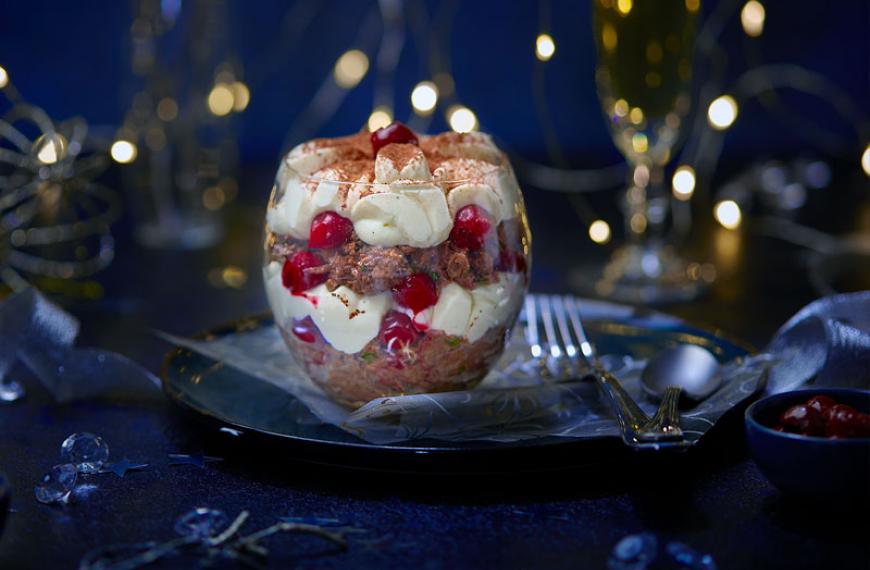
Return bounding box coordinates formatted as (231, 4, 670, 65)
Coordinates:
(630, 213, 647, 234)
(861, 143, 870, 176)
(208, 266, 248, 289)
(714, 199, 742, 229)
(631, 132, 648, 153)
(231, 81, 250, 111)
(602, 23, 618, 51)
(447, 105, 478, 133)
(685, 0, 700, 12)
(646, 41, 663, 64)
(613, 99, 629, 117)
(334, 49, 369, 89)
(157, 98, 178, 121)
(536, 34, 556, 61)
(34, 133, 68, 165)
(629, 107, 644, 124)
(110, 139, 138, 164)
(708, 95, 738, 130)
(588, 220, 612, 244)
(411, 81, 439, 114)
(741, 1, 766, 37)
(672, 165, 696, 200)
(616, 0, 632, 16)
(367, 106, 393, 131)
(202, 186, 226, 210)
(0, 65, 8, 88)
(207, 84, 234, 116)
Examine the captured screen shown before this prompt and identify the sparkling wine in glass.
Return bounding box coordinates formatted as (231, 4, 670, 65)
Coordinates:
(591, 0, 703, 303)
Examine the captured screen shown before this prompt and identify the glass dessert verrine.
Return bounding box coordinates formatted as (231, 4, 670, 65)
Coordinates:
(263, 124, 531, 407)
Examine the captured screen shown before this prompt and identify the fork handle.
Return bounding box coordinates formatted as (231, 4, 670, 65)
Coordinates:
(637, 386, 684, 441)
(592, 367, 651, 440)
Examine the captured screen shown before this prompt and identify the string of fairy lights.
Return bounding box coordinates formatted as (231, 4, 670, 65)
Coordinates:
(5, 0, 864, 256)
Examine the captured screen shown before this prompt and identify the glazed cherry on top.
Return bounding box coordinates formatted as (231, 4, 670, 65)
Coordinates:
(370, 122, 419, 155)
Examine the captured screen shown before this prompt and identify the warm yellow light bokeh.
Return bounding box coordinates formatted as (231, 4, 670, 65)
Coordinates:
(411, 81, 438, 114)
(207, 84, 234, 116)
(672, 165, 696, 200)
(367, 106, 393, 131)
(110, 140, 138, 164)
(741, 1, 766, 37)
(334, 50, 369, 89)
(536, 34, 556, 61)
(714, 200, 742, 229)
(708, 95, 738, 130)
(588, 220, 612, 244)
(448, 105, 478, 133)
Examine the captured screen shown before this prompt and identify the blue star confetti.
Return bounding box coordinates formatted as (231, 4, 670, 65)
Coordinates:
(168, 453, 223, 468)
(101, 459, 150, 478)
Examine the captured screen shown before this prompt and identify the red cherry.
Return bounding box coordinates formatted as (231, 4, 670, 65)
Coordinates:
(496, 249, 527, 273)
(806, 395, 837, 414)
(370, 122, 419, 155)
(309, 211, 354, 249)
(824, 404, 867, 438)
(379, 311, 418, 352)
(779, 404, 825, 436)
(392, 273, 438, 313)
(282, 251, 328, 294)
(450, 205, 493, 251)
(292, 317, 318, 343)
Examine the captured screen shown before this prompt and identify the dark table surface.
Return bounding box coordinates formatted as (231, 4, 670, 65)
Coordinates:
(1, 163, 869, 570)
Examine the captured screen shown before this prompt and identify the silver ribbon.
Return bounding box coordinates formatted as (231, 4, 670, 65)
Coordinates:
(0, 288, 159, 402)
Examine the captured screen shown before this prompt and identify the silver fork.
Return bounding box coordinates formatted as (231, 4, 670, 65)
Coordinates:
(524, 294, 686, 449)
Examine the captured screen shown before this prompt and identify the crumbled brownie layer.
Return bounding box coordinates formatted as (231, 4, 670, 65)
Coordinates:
(281, 323, 508, 408)
(266, 219, 526, 296)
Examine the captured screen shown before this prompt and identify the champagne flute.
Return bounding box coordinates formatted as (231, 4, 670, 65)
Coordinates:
(591, 0, 703, 303)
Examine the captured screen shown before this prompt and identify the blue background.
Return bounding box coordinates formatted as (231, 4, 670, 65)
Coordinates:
(1, 0, 868, 168)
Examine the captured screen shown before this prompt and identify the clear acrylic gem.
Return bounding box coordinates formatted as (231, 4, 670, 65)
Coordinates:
(174, 507, 228, 540)
(608, 533, 659, 570)
(34, 464, 78, 504)
(666, 541, 717, 570)
(60, 433, 109, 474)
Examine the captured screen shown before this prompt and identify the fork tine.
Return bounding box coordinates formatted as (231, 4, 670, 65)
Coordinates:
(538, 295, 562, 360)
(551, 295, 581, 377)
(564, 296, 595, 364)
(524, 294, 542, 359)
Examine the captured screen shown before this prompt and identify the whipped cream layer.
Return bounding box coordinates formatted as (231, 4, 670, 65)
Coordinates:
(264, 262, 523, 353)
(266, 132, 521, 247)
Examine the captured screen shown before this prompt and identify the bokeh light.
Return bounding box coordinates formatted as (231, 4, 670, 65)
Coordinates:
(110, 139, 138, 164)
(447, 105, 478, 133)
(861, 143, 870, 177)
(617, 0, 633, 16)
(231, 81, 250, 111)
(741, 1, 766, 37)
(367, 106, 393, 131)
(535, 34, 556, 61)
(708, 95, 738, 130)
(714, 200, 742, 229)
(33, 133, 68, 165)
(411, 81, 438, 114)
(588, 220, 612, 244)
(333, 49, 369, 89)
(156, 98, 178, 121)
(0, 65, 8, 88)
(207, 84, 234, 116)
(672, 165, 696, 200)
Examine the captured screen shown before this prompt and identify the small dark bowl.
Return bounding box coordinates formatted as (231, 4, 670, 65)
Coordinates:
(746, 388, 870, 504)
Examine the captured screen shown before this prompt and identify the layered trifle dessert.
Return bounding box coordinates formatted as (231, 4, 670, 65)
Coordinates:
(263, 122, 531, 407)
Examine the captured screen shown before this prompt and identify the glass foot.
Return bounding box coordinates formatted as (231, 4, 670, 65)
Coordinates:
(0, 379, 25, 402)
(572, 243, 714, 304)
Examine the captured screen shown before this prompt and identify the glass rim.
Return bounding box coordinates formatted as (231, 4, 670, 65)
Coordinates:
(280, 151, 513, 188)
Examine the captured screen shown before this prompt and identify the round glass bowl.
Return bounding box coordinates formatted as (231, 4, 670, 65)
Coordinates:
(263, 130, 531, 407)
